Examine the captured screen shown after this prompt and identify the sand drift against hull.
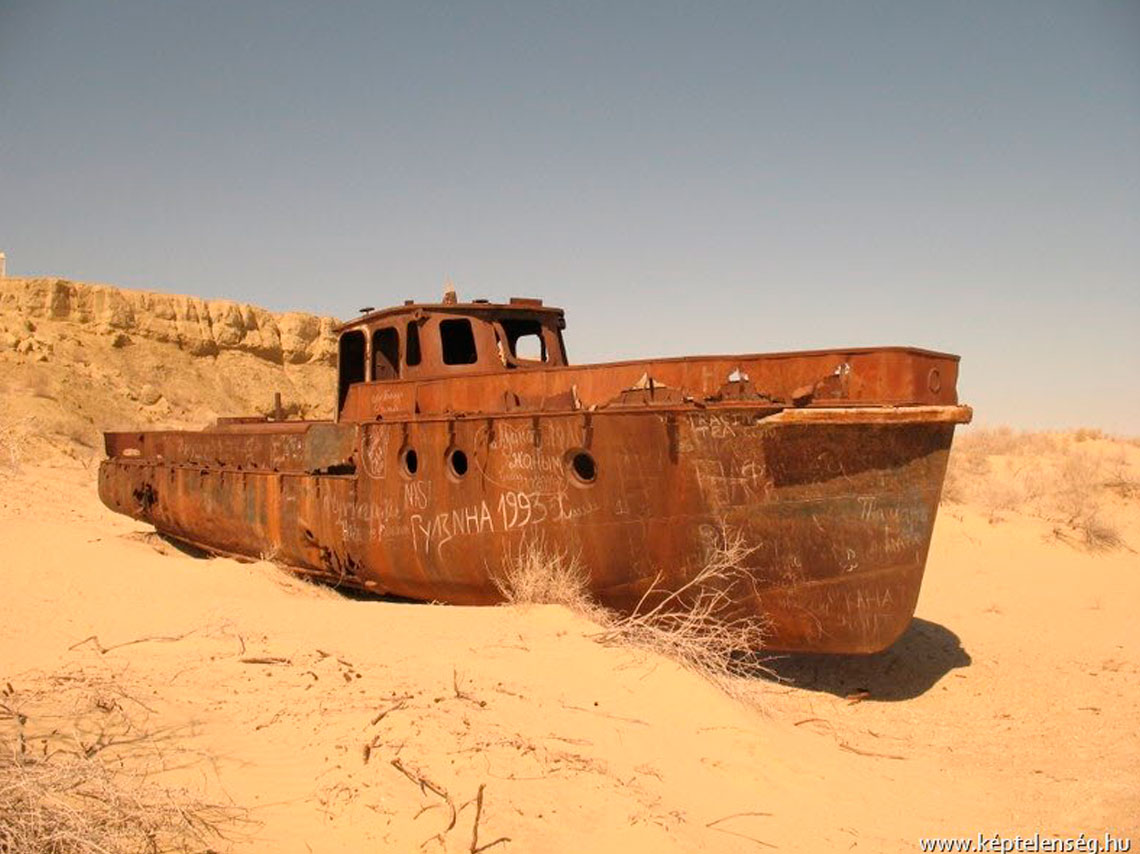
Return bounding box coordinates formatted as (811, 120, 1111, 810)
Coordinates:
(99, 293, 971, 653)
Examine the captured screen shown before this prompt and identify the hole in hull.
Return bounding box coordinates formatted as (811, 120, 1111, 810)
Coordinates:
(448, 449, 468, 478)
(402, 448, 419, 476)
(567, 450, 596, 485)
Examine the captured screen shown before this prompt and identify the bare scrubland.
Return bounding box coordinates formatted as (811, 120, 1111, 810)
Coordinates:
(942, 426, 1138, 550)
(1, 277, 1137, 852)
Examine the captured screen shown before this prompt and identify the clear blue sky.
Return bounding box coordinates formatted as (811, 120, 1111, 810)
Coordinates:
(2, 2, 1137, 432)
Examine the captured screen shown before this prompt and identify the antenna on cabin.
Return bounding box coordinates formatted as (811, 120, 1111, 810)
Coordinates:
(442, 279, 458, 305)
(358, 306, 374, 314)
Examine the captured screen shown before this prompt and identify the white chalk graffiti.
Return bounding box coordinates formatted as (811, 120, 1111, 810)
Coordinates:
(475, 420, 579, 453)
(361, 427, 389, 479)
(405, 487, 601, 558)
(411, 500, 495, 555)
(404, 480, 431, 511)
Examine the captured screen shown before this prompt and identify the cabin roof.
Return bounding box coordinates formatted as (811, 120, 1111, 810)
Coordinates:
(335, 297, 565, 334)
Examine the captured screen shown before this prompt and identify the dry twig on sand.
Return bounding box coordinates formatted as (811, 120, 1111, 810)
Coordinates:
(467, 783, 510, 853)
(390, 756, 457, 848)
(68, 630, 198, 655)
(453, 669, 487, 707)
(706, 811, 776, 849)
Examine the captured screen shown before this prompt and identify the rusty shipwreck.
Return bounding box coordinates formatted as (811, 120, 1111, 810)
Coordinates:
(99, 293, 972, 653)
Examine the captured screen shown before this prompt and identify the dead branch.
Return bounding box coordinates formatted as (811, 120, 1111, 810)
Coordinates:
(706, 811, 776, 848)
(559, 701, 649, 726)
(469, 783, 486, 853)
(468, 783, 510, 853)
(474, 837, 511, 853)
(369, 697, 408, 727)
(68, 630, 196, 655)
(390, 757, 457, 832)
(453, 669, 486, 707)
(707, 810, 774, 827)
(837, 741, 906, 760)
(792, 717, 831, 728)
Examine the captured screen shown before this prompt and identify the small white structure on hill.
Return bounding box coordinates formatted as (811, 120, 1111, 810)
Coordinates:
(0, 252, 6, 279)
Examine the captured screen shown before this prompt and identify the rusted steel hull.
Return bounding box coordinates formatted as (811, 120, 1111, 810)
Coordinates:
(99, 402, 969, 653)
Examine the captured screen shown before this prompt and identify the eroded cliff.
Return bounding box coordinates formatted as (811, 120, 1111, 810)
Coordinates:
(1, 277, 338, 364)
(0, 277, 339, 464)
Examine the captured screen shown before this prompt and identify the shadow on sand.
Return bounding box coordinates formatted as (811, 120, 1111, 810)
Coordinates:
(150, 531, 424, 604)
(763, 618, 971, 702)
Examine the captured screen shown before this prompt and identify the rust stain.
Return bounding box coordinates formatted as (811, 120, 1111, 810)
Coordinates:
(99, 294, 971, 653)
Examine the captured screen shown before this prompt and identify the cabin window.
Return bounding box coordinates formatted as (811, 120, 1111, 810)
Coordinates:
(406, 321, 422, 366)
(337, 330, 367, 412)
(440, 318, 478, 365)
(500, 318, 547, 363)
(371, 326, 400, 380)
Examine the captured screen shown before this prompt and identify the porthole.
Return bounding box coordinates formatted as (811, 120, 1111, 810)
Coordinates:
(566, 449, 597, 486)
(448, 448, 469, 479)
(401, 447, 419, 477)
(928, 368, 942, 394)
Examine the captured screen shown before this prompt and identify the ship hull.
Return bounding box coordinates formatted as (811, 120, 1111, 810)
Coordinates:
(99, 403, 966, 653)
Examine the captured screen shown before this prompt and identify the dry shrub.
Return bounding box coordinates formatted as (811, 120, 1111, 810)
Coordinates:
(60, 421, 96, 450)
(493, 537, 601, 619)
(496, 528, 770, 699)
(957, 426, 1062, 458)
(944, 434, 1042, 521)
(0, 752, 242, 854)
(1075, 509, 1123, 551)
(1053, 451, 1123, 550)
(1102, 448, 1140, 499)
(940, 443, 990, 506)
(1055, 452, 1104, 522)
(976, 478, 1026, 523)
(595, 526, 770, 696)
(0, 673, 249, 854)
(0, 416, 34, 471)
(961, 425, 1021, 457)
(23, 369, 55, 401)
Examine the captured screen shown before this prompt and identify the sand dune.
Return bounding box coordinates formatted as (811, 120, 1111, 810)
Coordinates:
(1, 280, 1137, 852)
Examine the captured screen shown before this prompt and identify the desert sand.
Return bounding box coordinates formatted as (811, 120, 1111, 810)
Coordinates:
(2, 278, 1137, 853)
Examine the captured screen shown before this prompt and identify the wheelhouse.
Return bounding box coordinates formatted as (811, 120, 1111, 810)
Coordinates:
(335, 297, 568, 416)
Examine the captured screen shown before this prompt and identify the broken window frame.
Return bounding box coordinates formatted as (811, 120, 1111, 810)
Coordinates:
(492, 319, 559, 368)
(439, 318, 480, 366)
(337, 329, 367, 414)
(371, 326, 401, 381)
(405, 319, 422, 367)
